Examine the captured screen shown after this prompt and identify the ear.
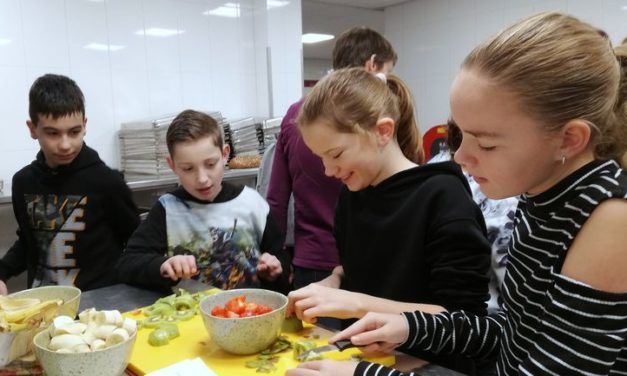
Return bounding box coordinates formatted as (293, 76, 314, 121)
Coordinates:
(374, 117, 395, 146)
(557, 119, 591, 161)
(26, 120, 38, 140)
(166, 155, 176, 172)
(222, 144, 231, 161)
(83, 116, 88, 135)
(363, 54, 377, 73)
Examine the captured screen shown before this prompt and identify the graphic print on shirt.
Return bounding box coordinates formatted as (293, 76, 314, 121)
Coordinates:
(161, 194, 262, 290)
(26, 194, 86, 287)
(169, 220, 259, 289)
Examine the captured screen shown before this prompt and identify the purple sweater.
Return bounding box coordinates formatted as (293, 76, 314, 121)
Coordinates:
(266, 99, 342, 271)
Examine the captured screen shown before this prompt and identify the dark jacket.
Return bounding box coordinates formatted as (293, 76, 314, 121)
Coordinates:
(0, 143, 139, 290)
(335, 161, 491, 374)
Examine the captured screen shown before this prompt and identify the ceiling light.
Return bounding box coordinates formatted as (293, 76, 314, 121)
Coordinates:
(135, 28, 183, 37)
(267, 0, 289, 8)
(0, 38, 11, 46)
(302, 33, 334, 44)
(203, 3, 240, 18)
(84, 43, 125, 52)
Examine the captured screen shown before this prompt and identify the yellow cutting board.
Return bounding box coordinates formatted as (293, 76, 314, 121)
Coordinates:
(125, 302, 394, 375)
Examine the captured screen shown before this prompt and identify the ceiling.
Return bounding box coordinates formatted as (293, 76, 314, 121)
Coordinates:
(305, 0, 409, 10)
(302, 0, 409, 60)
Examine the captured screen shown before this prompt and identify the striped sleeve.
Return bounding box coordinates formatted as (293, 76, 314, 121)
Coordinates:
(518, 274, 627, 375)
(354, 310, 506, 376)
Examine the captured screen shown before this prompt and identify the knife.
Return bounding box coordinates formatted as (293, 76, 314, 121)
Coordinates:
(296, 339, 359, 361)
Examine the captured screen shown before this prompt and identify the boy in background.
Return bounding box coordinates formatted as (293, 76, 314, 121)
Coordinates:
(117, 110, 290, 293)
(0, 73, 140, 294)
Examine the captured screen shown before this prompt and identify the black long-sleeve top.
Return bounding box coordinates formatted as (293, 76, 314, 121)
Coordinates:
(355, 160, 627, 376)
(335, 161, 491, 372)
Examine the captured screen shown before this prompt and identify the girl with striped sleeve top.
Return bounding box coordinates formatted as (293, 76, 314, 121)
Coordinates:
(286, 12, 627, 376)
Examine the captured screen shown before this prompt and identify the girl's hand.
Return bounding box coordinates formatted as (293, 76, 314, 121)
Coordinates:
(160, 255, 197, 281)
(257, 252, 283, 281)
(285, 360, 357, 376)
(286, 284, 363, 323)
(330, 312, 410, 354)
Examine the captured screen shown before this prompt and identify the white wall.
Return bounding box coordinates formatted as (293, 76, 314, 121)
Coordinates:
(385, 0, 627, 133)
(0, 0, 302, 186)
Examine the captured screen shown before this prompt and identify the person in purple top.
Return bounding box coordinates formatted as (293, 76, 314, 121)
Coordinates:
(266, 27, 398, 291)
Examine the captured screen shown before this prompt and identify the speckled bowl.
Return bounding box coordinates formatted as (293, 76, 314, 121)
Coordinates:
(199, 288, 288, 355)
(0, 286, 82, 367)
(10, 285, 81, 318)
(32, 328, 136, 376)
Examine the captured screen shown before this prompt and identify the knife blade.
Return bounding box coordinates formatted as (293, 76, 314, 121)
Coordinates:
(296, 339, 358, 361)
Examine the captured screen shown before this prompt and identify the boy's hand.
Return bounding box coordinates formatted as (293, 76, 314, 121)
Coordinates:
(256, 252, 282, 281)
(160, 255, 197, 281)
(0, 280, 7, 295)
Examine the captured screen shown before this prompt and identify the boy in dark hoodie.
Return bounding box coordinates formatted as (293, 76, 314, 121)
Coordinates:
(0, 74, 140, 294)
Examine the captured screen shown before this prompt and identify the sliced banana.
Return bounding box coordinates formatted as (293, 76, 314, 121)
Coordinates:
(47, 309, 135, 353)
(52, 322, 87, 336)
(122, 317, 137, 335)
(49, 334, 86, 351)
(90, 339, 106, 351)
(105, 328, 129, 347)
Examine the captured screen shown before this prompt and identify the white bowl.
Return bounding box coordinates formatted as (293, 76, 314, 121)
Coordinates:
(199, 289, 287, 355)
(10, 285, 81, 318)
(0, 285, 82, 367)
(33, 328, 136, 376)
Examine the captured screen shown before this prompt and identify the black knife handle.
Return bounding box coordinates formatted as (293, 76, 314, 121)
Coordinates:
(335, 339, 358, 352)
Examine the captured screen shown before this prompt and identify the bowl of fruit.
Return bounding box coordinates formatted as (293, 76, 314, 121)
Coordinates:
(0, 285, 81, 367)
(32, 308, 137, 376)
(199, 289, 287, 355)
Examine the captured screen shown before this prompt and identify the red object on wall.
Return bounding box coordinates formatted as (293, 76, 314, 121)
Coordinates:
(304, 80, 318, 88)
(422, 124, 449, 161)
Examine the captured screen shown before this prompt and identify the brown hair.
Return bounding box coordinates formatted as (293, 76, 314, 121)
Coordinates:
(298, 68, 424, 164)
(166, 109, 223, 157)
(332, 27, 398, 70)
(462, 12, 627, 162)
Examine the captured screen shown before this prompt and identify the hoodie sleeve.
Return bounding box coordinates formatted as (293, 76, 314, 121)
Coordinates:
(0, 238, 27, 282)
(106, 171, 140, 246)
(422, 175, 491, 315)
(0, 178, 30, 282)
(116, 201, 174, 291)
(259, 211, 291, 294)
(266, 105, 298, 236)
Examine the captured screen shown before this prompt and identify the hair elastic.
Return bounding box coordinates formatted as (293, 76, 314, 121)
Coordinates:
(374, 72, 387, 83)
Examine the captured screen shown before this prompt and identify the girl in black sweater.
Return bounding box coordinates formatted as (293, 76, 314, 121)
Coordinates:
(286, 68, 491, 373)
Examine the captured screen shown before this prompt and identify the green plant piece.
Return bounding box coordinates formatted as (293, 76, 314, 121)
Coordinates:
(148, 328, 171, 346)
(158, 322, 180, 339)
(173, 309, 195, 321)
(281, 316, 303, 333)
(292, 339, 316, 360)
